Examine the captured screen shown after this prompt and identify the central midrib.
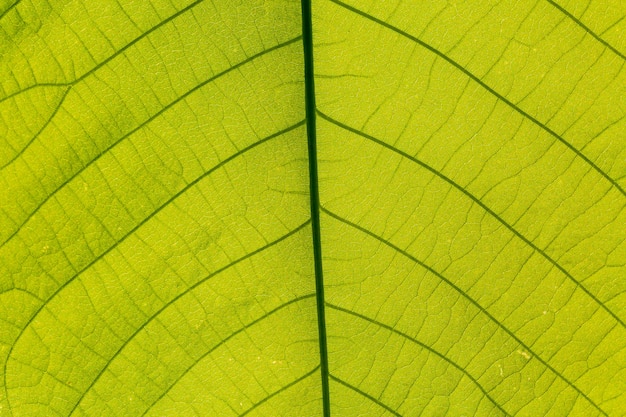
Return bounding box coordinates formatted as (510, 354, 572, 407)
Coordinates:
(301, 0, 332, 415)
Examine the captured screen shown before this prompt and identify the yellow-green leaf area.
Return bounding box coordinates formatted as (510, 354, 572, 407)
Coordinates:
(1, 0, 625, 416)
(315, 0, 625, 415)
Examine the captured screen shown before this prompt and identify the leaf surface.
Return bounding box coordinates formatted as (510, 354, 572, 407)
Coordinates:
(1, 0, 625, 416)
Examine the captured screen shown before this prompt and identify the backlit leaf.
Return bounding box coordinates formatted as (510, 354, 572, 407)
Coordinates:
(1, 0, 624, 415)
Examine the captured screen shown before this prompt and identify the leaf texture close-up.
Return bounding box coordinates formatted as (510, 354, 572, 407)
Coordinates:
(0, 0, 625, 416)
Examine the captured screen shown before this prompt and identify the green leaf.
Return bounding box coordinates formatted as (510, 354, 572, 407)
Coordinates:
(1, 0, 625, 416)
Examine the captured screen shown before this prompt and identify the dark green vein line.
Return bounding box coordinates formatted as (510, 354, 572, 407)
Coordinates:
(140, 295, 317, 417)
(320, 207, 607, 416)
(330, 375, 402, 417)
(318, 110, 625, 332)
(328, 0, 626, 198)
(3, 120, 305, 410)
(327, 304, 511, 417)
(0, 87, 70, 170)
(600, 16, 624, 38)
(0, 36, 302, 249)
(239, 366, 320, 417)
(0, 287, 41, 301)
(545, 0, 626, 61)
(67, 224, 312, 415)
(301, 1, 331, 416)
(0, 0, 206, 103)
(0, 82, 68, 104)
(0, 0, 20, 20)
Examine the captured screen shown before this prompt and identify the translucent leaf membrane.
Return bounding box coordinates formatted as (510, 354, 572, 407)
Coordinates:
(1, 0, 625, 416)
(1, 1, 322, 416)
(314, 0, 626, 415)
